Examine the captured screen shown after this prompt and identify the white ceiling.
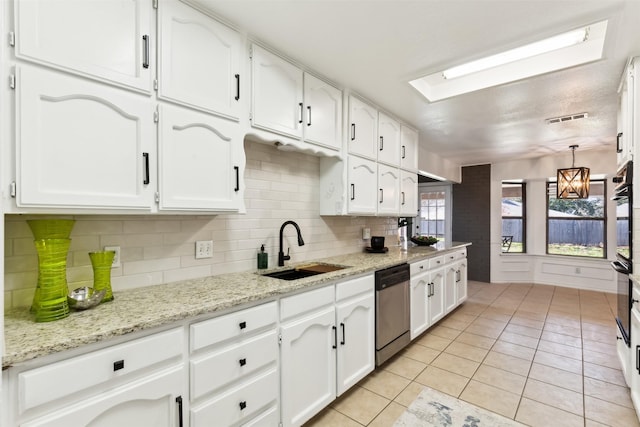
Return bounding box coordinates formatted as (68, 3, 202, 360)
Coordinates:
(193, 0, 640, 166)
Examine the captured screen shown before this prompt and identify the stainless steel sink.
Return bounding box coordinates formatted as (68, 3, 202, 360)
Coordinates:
(261, 263, 347, 281)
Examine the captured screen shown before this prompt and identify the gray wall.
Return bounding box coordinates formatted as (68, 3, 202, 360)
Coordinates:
(453, 164, 491, 282)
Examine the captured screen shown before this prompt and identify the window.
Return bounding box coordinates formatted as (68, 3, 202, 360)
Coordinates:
(546, 179, 606, 258)
(417, 185, 450, 244)
(501, 181, 526, 253)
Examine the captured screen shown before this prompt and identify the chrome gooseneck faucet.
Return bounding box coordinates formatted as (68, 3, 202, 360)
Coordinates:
(278, 220, 305, 266)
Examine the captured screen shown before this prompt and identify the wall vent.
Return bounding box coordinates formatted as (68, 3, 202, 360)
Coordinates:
(546, 113, 589, 124)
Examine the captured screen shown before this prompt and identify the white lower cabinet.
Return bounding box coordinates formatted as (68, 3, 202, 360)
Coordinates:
(280, 275, 374, 427)
(189, 301, 279, 427)
(410, 269, 430, 339)
(630, 308, 640, 415)
(22, 366, 186, 427)
(409, 248, 468, 341)
(5, 328, 186, 427)
(444, 264, 458, 314)
(428, 267, 445, 324)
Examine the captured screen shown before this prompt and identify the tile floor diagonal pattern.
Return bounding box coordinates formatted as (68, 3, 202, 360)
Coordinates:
(305, 281, 640, 427)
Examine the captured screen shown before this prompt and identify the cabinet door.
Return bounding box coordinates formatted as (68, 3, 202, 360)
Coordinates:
(158, 104, 242, 211)
(410, 272, 429, 340)
(336, 292, 375, 396)
(377, 112, 401, 166)
(158, 0, 242, 119)
(23, 366, 186, 427)
(428, 268, 445, 324)
(303, 74, 342, 150)
(400, 126, 419, 172)
(348, 96, 378, 159)
(456, 259, 468, 305)
(251, 45, 303, 139)
(16, 66, 154, 210)
(347, 156, 377, 215)
(630, 308, 640, 414)
(280, 306, 336, 427)
(400, 171, 418, 217)
(444, 265, 458, 314)
(378, 164, 400, 215)
(15, 0, 152, 93)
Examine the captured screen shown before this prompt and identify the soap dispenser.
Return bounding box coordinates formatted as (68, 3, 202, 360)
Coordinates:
(257, 244, 268, 269)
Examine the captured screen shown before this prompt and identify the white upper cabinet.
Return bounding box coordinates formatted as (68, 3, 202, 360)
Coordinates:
(251, 45, 342, 151)
(400, 125, 419, 172)
(377, 112, 401, 166)
(378, 164, 400, 215)
(347, 156, 378, 215)
(400, 171, 418, 217)
(348, 96, 378, 159)
(15, 66, 155, 210)
(251, 44, 304, 139)
(303, 74, 343, 150)
(158, 104, 243, 212)
(158, 0, 242, 119)
(14, 0, 153, 93)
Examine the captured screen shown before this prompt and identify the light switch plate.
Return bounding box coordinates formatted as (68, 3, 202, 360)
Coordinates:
(362, 228, 371, 240)
(195, 240, 213, 259)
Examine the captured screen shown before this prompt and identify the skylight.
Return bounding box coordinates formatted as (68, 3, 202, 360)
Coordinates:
(409, 20, 608, 102)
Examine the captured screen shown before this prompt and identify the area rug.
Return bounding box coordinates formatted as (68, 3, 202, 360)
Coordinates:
(394, 386, 527, 427)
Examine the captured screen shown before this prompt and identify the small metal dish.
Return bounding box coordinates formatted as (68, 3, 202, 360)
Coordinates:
(67, 287, 106, 310)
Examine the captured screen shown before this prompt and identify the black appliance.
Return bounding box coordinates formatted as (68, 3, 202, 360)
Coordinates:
(612, 160, 632, 346)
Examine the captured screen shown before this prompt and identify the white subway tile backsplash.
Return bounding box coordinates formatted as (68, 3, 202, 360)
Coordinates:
(4, 141, 398, 310)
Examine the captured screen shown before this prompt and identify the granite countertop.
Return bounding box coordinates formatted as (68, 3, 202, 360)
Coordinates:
(3, 243, 470, 368)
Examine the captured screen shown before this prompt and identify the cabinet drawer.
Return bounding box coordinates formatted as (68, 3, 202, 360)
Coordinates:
(336, 274, 374, 301)
(429, 256, 444, 269)
(190, 330, 278, 400)
(444, 252, 458, 264)
(190, 368, 278, 426)
(410, 259, 429, 276)
(280, 285, 335, 322)
(241, 405, 279, 427)
(456, 248, 467, 260)
(19, 328, 183, 413)
(190, 301, 277, 352)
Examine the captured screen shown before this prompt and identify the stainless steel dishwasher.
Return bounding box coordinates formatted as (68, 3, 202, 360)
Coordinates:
(375, 263, 410, 366)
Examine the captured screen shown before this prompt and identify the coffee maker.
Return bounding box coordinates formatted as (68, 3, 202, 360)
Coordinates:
(398, 217, 412, 251)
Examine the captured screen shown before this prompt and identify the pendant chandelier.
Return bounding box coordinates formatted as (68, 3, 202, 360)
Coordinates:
(557, 145, 590, 199)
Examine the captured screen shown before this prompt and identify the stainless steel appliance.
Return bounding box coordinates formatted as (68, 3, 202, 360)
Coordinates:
(375, 263, 410, 366)
(612, 160, 633, 345)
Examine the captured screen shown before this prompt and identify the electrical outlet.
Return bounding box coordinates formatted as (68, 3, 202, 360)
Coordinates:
(104, 246, 121, 268)
(195, 240, 213, 259)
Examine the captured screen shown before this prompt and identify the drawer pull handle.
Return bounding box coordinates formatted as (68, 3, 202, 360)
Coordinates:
(419, 265, 424, 270)
(340, 322, 346, 345)
(239, 400, 247, 410)
(332, 325, 337, 349)
(235, 74, 240, 101)
(113, 360, 124, 371)
(142, 35, 149, 69)
(239, 321, 247, 330)
(239, 358, 247, 367)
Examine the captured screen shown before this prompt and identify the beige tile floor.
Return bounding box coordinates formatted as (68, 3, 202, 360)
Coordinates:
(305, 281, 640, 427)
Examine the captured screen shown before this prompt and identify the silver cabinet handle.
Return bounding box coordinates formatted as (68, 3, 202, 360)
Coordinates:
(307, 105, 312, 126)
(379, 188, 384, 203)
(402, 191, 406, 205)
(379, 136, 384, 151)
(298, 103, 304, 124)
(402, 145, 406, 159)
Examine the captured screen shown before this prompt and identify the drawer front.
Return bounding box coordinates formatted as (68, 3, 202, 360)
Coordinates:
(444, 252, 457, 264)
(241, 404, 279, 427)
(190, 368, 278, 426)
(19, 327, 183, 413)
(457, 248, 467, 260)
(190, 330, 278, 400)
(280, 285, 335, 322)
(429, 256, 444, 269)
(190, 301, 277, 352)
(336, 274, 374, 301)
(410, 259, 429, 276)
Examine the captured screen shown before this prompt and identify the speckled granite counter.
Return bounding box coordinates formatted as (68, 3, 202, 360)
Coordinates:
(3, 243, 470, 368)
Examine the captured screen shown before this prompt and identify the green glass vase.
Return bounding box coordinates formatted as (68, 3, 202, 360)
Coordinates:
(89, 251, 115, 302)
(31, 238, 71, 322)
